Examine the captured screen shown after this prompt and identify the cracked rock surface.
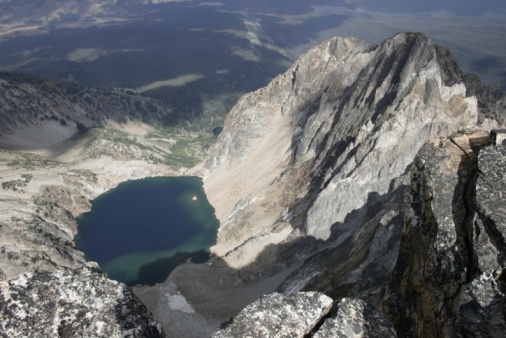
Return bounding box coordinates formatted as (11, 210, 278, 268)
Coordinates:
(381, 132, 506, 337)
(212, 293, 397, 338)
(0, 262, 164, 337)
(457, 145, 506, 337)
(314, 297, 396, 338)
(212, 292, 333, 338)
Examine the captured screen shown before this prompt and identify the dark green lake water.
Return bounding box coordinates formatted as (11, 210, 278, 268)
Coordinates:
(74, 176, 219, 286)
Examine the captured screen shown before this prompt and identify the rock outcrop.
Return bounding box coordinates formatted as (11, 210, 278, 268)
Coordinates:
(212, 292, 397, 338)
(314, 297, 396, 338)
(203, 32, 479, 298)
(0, 262, 165, 337)
(140, 32, 506, 336)
(212, 292, 333, 338)
(381, 131, 506, 337)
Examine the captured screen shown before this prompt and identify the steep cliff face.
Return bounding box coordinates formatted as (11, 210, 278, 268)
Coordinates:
(381, 132, 506, 337)
(203, 32, 479, 298)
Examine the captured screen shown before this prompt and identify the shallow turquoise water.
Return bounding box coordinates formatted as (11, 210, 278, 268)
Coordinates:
(74, 176, 219, 286)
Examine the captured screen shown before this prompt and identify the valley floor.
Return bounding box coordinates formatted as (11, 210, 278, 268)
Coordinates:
(0, 121, 190, 281)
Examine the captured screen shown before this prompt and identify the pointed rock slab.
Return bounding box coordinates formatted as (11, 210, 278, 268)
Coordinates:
(0, 262, 164, 338)
(314, 298, 396, 338)
(212, 292, 332, 338)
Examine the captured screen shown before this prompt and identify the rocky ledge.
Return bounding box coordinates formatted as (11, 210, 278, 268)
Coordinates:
(0, 262, 164, 337)
(213, 292, 396, 338)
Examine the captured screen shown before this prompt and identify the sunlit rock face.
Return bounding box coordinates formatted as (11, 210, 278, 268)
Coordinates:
(0, 262, 165, 337)
(203, 32, 481, 298)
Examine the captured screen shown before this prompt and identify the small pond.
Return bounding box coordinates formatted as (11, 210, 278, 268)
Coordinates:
(74, 176, 219, 286)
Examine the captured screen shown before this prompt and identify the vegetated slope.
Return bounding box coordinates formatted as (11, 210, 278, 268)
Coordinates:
(202, 32, 505, 300)
(0, 71, 172, 148)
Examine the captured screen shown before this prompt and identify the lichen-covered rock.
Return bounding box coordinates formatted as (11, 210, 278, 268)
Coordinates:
(381, 133, 506, 337)
(0, 262, 164, 337)
(212, 292, 332, 338)
(456, 145, 506, 337)
(314, 298, 396, 338)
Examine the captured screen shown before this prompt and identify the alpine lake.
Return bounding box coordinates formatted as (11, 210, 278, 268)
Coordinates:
(74, 176, 219, 286)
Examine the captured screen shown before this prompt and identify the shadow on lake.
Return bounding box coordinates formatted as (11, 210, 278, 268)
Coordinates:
(74, 176, 219, 286)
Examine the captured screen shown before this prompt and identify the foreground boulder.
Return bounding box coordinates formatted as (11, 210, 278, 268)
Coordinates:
(213, 292, 396, 338)
(0, 262, 164, 337)
(213, 292, 333, 338)
(314, 297, 396, 338)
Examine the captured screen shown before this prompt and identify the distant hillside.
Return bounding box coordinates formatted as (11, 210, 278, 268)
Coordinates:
(0, 0, 130, 25)
(0, 71, 172, 147)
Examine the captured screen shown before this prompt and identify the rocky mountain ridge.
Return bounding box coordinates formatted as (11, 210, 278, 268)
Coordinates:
(136, 32, 506, 336)
(215, 130, 505, 337)
(0, 31, 505, 337)
(0, 71, 172, 148)
(203, 32, 480, 294)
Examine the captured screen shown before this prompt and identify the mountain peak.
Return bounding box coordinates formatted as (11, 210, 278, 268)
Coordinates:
(203, 32, 482, 288)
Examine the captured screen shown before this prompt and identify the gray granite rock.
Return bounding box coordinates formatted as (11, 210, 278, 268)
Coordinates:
(314, 298, 396, 338)
(381, 134, 506, 337)
(0, 262, 164, 337)
(203, 32, 480, 304)
(381, 133, 481, 336)
(212, 292, 333, 338)
(456, 145, 506, 337)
